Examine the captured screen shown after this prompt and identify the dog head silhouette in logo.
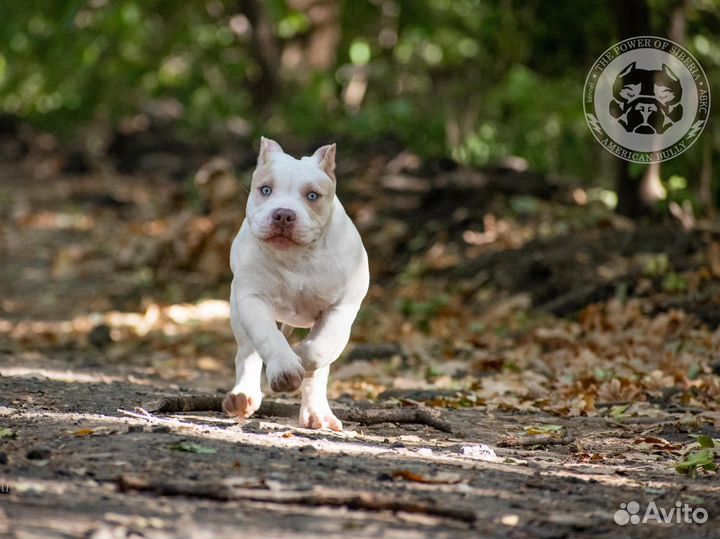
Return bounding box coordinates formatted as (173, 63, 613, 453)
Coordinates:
(609, 62, 683, 134)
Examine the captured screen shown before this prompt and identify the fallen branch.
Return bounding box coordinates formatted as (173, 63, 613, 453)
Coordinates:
(595, 401, 630, 408)
(337, 407, 454, 434)
(117, 474, 476, 524)
(143, 396, 454, 433)
(148, 395, 224, 413)
(498, 433, 575, 448)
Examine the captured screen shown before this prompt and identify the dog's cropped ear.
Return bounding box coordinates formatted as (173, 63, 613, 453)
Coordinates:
(258, 137, 284, 166)
(617, 62, 636, 78)
(311, 143, 336, 181)
(661, 63, 679, 81)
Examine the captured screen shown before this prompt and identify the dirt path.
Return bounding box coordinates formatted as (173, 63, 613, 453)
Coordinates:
(1, 369, 719, 538)
(1, 168, 719, 538)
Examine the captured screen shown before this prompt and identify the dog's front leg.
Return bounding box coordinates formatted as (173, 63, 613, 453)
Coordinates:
(236, 294, 305, 392)
(223, 306, 264, 419)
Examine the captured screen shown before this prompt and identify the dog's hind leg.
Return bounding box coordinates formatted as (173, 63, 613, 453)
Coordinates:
(299, 365, 342, 431)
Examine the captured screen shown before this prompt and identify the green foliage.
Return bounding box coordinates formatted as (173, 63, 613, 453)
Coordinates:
(170, 441, 217, 454)
(676, 449, 717, 476)
(0, 427, 17, 438)
(662, 272, 688, 293)
(676, 435, 720, 477)
(398, 294, 449, 332)
(609, 403, 630, 420)
(0, 1, 252, 135)
(0, 0, 718, 188)
(643, 254, 670, 277)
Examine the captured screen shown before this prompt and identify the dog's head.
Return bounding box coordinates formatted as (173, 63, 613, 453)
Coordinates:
(609, 62, 683, 134)
(246, 137, 337, 250)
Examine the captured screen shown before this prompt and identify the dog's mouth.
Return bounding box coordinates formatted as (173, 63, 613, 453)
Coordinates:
(263, 232, 302, 249)
(250, 216, 316, 249)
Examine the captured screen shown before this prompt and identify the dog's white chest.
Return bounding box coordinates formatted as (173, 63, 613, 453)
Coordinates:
(269, 273, 339, 328)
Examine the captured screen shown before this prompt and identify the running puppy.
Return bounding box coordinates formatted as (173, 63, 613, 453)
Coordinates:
(223, 138, 369, 430)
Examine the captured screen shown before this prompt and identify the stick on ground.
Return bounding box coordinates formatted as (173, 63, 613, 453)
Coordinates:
(117, 474, 476, 524)
(498, 433, 575, 447)
(144, 396, 454, 433)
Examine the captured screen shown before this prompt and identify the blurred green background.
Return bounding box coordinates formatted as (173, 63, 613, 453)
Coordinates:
(0, 0, 718, 209)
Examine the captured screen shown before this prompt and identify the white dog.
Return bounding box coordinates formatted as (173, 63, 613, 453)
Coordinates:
(223, 137, 369, 430)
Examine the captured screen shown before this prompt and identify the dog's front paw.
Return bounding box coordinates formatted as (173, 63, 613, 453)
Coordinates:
(222, 390, 262, 419)
(266, 354, 305, 393)
(299, 402, 343, 431)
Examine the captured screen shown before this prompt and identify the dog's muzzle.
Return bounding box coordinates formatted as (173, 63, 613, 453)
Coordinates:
(614, 96, 675, 135)
(261, 207, 303, 247)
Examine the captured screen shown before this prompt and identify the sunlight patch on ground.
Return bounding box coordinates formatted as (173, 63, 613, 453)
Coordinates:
(0, 366, 154, 385)
(17, 211, 95, 231)
(0, 299, 231, 341)
(105, 299, 231, 337)
(0, 366, 120, 384)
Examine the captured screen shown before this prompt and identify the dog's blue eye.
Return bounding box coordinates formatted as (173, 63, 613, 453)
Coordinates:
(307, 191, 320, 201)
(260, 186, 272, 196)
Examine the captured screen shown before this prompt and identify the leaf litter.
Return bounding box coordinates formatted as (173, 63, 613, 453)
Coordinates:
(2, 157, 720, 537)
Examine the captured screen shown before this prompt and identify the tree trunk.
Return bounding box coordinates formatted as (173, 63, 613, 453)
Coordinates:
(612, 0, 651, 217)
(638, 1, 688, 209)
(700, 134, 715, 217)
(288, 0, 341, 70)
(238, 0, 281, 111)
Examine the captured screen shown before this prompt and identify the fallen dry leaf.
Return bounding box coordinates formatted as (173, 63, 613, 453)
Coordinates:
(391, 469, 463, 484)
(71, 428, 96, 437)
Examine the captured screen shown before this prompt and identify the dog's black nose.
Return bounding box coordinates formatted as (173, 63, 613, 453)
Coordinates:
(272, 208, 297, 225)
(637, 102, 657, 114)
